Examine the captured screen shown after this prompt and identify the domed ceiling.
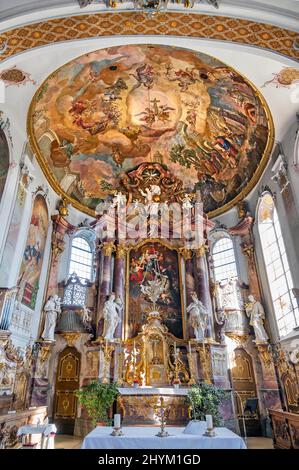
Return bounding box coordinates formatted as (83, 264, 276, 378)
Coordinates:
(28, 44, 274, 216)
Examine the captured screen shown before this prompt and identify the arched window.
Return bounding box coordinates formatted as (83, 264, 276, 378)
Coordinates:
(69, 235, 93, 282)
(258, 193, 299, 337)
(212, 236, 238, 283)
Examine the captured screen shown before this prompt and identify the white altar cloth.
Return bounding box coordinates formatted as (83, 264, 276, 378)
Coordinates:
(118, 387, 188, 396)
(81, 426, 246, 449)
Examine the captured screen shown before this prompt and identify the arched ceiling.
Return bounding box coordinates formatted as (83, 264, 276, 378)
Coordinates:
(28, 44, 273, 216)
(0, 5, 298, 219)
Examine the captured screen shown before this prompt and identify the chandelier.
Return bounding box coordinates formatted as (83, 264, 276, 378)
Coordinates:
(78, 1, 219, 15)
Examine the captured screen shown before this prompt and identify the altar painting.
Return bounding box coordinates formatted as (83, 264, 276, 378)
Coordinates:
(127, 242, 183, 338)
(18, 195, 49, 309)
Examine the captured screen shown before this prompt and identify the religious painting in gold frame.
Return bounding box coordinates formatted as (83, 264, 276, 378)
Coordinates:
(125, 240, 185, 340)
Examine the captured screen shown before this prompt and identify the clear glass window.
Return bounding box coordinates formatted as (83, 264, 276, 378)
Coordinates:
(258, 193, 299, 337)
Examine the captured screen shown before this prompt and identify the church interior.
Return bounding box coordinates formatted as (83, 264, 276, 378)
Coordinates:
(0, 0, 299, 451)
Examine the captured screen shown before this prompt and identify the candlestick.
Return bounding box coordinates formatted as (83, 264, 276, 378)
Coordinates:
(114, 414, 121, 428)
(111, 413, 124, 436)
(206, 415, 213, 430)
(203, 414, 215, 437)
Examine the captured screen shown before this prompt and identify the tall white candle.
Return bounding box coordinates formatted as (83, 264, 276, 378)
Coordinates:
(206, 414, 213, 430)
(114, 414, 121, 428)
(188, 341, 191, 354)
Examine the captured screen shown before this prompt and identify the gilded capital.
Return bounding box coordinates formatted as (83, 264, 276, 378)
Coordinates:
(179, 247, 193, 260)
(194, 244, 208, 258)
(115, 244, 128, 259)
(101, 241, 116, 257)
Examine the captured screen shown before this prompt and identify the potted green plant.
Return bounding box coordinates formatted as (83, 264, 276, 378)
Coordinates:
(187, 383, 227, 427)
(76, 381, 119, 427)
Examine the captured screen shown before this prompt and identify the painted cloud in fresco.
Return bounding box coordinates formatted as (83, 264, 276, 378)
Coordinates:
(30, 44, 272, 214)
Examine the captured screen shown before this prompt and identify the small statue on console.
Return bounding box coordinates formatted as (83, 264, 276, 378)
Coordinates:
(80, 305, 92, 330)
(41, 295, 61, 342)
(245, 294, 269, 343)
(187, 292, 209, 341)
(103, 293, 121, 340)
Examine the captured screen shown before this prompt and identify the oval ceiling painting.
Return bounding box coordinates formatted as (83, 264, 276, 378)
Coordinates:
(28, 44, 273, 216)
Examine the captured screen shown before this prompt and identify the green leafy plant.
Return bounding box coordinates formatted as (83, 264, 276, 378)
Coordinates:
(187, 383, 227, 427)
(76, 381, 119, 426)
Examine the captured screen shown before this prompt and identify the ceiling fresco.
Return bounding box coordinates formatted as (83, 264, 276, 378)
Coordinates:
(29, 44, 273, 216)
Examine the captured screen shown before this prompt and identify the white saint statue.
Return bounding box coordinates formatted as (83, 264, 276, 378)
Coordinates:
(219, 275, 240, 310)
(245, 295, 269, 343)
(103, 293, 121, 340)
(41, 295, 61, 341)
(187, 292, 209, 341)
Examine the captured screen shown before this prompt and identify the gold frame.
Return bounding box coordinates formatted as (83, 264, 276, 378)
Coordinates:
(27, 44, 275, 219)
(124, 238, 186, 340)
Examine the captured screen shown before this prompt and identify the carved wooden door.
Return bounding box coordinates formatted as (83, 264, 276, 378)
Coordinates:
(54, 347, 81, 433)
(231, 347, 261, 436)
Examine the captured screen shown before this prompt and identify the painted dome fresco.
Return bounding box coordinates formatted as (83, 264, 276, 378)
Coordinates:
(28, 44, 273, 216)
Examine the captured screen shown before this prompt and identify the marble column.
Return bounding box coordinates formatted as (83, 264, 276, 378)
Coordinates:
(113, 244, 127, 339)
(179, 248, 195, 339)
(96, 241, 115, 338)
(194, 244, 214, 340)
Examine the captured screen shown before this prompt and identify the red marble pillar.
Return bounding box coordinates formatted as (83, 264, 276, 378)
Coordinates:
(179, 248, 195, 339)
(194, 245, 214, 340)
(113, 244, 127, 339)
(96, 241, 115, 338)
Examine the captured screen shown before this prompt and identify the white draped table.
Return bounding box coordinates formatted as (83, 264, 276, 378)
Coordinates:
(17, 424, 57, 449)
(81, 426, 246, 449)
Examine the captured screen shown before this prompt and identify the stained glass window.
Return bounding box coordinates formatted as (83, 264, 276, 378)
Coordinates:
(258, 193, 299, 337)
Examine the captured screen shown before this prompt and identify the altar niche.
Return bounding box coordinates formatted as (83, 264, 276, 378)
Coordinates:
(126, 241, 185, 339)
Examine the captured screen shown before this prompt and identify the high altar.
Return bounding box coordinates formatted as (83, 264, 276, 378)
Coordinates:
(71, 162, 231, 429)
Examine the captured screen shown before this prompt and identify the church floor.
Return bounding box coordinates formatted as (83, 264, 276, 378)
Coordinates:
(54, 434, 274, 450)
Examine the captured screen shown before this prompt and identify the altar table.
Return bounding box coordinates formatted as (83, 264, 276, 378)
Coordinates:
(81, 426, 246, 449)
